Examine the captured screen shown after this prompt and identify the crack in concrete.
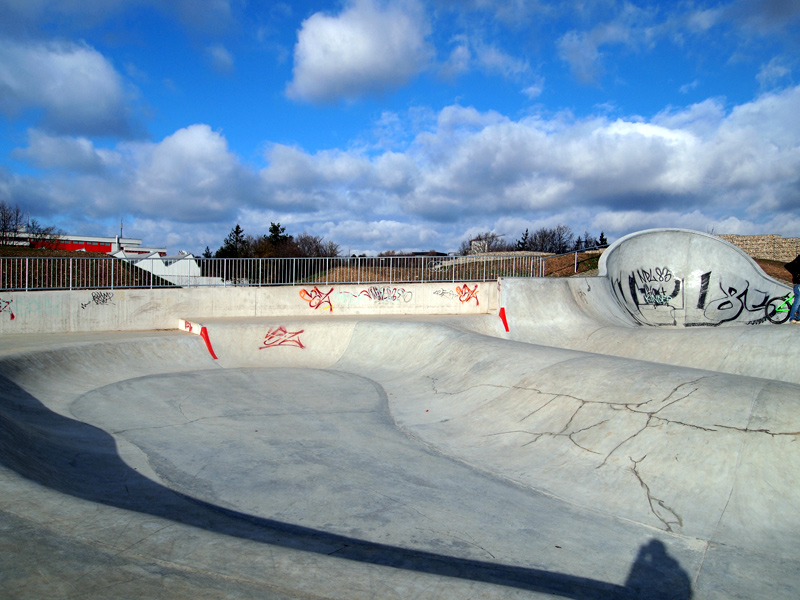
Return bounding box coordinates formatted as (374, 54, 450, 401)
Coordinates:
(630, 455, 683, 533)
(596, 378, 708, 468)
(710, 424, 800, 437)
(485, 416, 608, 456)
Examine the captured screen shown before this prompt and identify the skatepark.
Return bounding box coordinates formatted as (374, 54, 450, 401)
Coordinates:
(1, 228, 798, 599)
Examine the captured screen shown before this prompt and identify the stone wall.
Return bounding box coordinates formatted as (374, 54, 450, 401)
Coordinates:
(718, 234, 800, 262)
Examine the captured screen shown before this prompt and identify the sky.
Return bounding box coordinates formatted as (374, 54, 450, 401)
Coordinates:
(1, 0, 799, 256)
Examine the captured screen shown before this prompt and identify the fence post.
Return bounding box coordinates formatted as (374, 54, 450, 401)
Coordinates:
(574, 251, 578, 273)
(25, 257, 29, 292)
(69, 258, 73, 291)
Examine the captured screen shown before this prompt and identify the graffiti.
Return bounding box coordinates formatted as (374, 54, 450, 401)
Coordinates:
(611, 265, 777, 327)
(633, 267, 681, 307)
(299, 286, 334, 312)
(0, 298, 14, 321)
(697, 276, 770, 325)
(81, 291, 115, 310)
(259, 326, 305, 349)
(359, 286, 413, 303)
(457, 284, 480, 306)
(433, 288, 458, 300)
(696, 272, 711, 310)
(183, 321, 193, 333)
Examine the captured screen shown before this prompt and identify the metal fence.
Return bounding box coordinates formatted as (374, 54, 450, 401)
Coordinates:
(1, 253, 553, 291)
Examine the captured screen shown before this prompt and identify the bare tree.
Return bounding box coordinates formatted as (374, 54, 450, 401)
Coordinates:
(459, 231, 512, 255)
(0, 201, 24, 246)
(294, 232, 340, 257)
(26, 218, 62, 249)
(515, 224, 574, 253)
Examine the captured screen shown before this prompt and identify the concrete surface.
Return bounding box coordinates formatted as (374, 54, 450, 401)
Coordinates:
(0, 281, 496, 334)
(1, 228, 799, 599)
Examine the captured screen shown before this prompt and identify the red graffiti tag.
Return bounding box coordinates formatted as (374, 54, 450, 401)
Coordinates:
(456, 284, 479, 306)
(183, 321, 193, 333)
(260, 326, 305, 349)
(0, 299, 14, 321)
(299, 286, 334, 311)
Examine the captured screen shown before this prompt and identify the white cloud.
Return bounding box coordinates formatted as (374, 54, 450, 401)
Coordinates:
(556, 4, 657, 85)
(207, 44, 234, 74)
(286, 0, 433, 103)
(557, 30, 601, 84)
(522, 77, 545, 99)
(757, 57, 792, 89)
(12, 129, 119, 173)
(0, 39, 134, 136)
(125, 124, 257, 222)
(473, 40, 529, 79)
(9, 87, 800, 254)
(438, 33, 531, 84)
(440, 37, 471, 80)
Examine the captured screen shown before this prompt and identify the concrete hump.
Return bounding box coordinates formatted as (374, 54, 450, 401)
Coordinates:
(179, 317, 357, 368)
(599, 228, 790, 327)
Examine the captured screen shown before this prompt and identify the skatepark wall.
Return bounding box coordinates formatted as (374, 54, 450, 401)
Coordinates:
(0, 281, 496, 334)
(598, 228, 791, 327)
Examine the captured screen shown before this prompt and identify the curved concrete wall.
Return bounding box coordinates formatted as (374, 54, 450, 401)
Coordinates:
(599, 228, 790, 327)
(0, 281, 496, 334)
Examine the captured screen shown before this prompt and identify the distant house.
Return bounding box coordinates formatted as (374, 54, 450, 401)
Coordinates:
(111, 250, 222, 287)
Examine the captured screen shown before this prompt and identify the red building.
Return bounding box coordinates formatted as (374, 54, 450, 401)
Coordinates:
(29, 234, 166, 256)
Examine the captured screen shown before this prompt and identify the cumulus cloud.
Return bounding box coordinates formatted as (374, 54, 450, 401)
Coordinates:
(12, 129, 119, 173)
(260, 85, 800, 248)
(0, 39, 134, 136)
(124, 124, 258, 222)
(286, 0, 433, 103)
(7, 86, 800, 254)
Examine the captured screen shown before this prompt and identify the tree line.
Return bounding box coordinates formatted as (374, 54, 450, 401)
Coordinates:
(460, 225, 607, 255)
(2, 201, 606, 260)
(205, 223, 340, 259)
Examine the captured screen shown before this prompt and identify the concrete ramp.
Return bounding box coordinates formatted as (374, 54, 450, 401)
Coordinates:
(490, 229, 797, 383)
(599, 228, 788, 327)
(1, 228, 799, 599)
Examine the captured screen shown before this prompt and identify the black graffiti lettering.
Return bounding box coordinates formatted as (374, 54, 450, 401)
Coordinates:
(702, 280, 770, 324)
(696, 272, 711, 309)
(81, 291, 115, 310)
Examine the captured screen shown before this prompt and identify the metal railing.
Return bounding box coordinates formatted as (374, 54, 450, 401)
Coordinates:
(1, 253, 554, 291)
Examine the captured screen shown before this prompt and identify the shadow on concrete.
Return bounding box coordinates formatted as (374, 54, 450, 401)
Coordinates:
(0, 375, 692, 599)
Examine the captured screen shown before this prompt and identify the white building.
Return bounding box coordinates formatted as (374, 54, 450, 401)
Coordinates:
(111, 250, 222, 286)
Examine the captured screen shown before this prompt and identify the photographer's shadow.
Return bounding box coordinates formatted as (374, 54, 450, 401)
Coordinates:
(624, 539, 693, 599)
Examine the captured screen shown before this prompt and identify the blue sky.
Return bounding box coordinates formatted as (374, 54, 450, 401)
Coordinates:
(1, 0, 798, 255)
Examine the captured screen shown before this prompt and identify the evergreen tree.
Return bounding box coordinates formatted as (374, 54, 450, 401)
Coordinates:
(268, 222, 291, 246)
(215, 224, 248, 258)
(516, 229, 531, 251)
